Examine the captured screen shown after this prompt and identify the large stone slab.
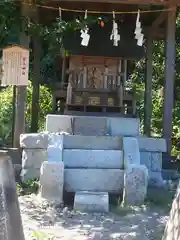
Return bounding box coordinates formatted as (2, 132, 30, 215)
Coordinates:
(137, 136, 167, 152)
(122, 164, 148, 206)
(123, 137, 140, 167)
(107, 117, 140, 136)
(64, 169, 124, 193)
(74, 191, 109, 212)
(40, 161, 64, 203)
(63, 135, 122, 150)
(22, 149, 47, 169)
(162, 182, 180, 240)
(20, 133, 49, 149)
(73, 116, 107, 136)
(63, 149, 123, 169)
(46, 115, 73, 133)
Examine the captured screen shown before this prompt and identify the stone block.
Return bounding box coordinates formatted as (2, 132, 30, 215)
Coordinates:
(123, 137, 140, 167)
(74, 191, 109, 212)
(47, 134, 63, 162)
(140, 151, 152, 170)
(22, 149, 47, 169)
(46, 115, 73, 133)
(151, 152, 162, 171)
(40, 161, 64, 203)
(63, 135, 122, 150)
(20, 168, 40, 181)
(122, 164, 148, 206)
(73, 116, 107, 136)
(20, 133, 49, 149)
(64, 169, 124, 193)
(137, 136, 167, 152)
(63, 149, 123, 169)
(107, 117, 140, 136)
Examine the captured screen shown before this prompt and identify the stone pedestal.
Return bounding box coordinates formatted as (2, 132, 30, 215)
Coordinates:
(40, 161, 64, 203)
(122, 164, 148, 206)
(74, 191, 109, 212)
(123, 137, 140, 167)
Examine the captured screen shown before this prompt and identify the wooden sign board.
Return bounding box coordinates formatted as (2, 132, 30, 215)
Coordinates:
(2, 45, 29, 86)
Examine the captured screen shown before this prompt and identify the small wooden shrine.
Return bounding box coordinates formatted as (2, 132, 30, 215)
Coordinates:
(16, 0, 178, 157)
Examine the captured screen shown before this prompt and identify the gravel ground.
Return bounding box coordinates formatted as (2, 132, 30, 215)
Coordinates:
(19, 194, 169, 240)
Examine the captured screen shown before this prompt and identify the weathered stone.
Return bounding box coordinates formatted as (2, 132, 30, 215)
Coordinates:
(64, 169, 124, 193)
(63, 149, 123, 169)
(123, 137, 140, 167)
(20, 133, 49, 149)
(0, 151, 25, 240)
(140, 151, 152, 170)
(137, 136, 167, 152)
(22, 149, 47, 169)
(122, 164, 148, 205)
(47, 134, 63, 162)
(46, 115, 73, 133)
(20, 168, 40, 181)
(63, 135, 123, 150)
(74, 116, 107, 136)
(107, 117, 140, 136)
(40, 161, 64, 203)
(162, 182, 180, 240)
(74, 191, 109, 212)
(151, 152, 162, 171)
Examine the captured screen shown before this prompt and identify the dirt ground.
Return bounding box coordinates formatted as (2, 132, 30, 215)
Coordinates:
(19, 194, 169, 240)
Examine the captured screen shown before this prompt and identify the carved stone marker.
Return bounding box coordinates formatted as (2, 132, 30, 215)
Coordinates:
(0, 150, 25, 240)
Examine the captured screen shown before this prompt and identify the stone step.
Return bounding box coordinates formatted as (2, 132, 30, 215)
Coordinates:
(74, 191, 109, 212)
(64, 169, 124, 193)
(63, 135, 122, 150)
(63, 149, 123, 169)
(46, 114, 140, 136)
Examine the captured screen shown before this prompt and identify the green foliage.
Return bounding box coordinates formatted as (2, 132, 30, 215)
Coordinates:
(0, 83, 51, 146)
(16, 178, 40, 196)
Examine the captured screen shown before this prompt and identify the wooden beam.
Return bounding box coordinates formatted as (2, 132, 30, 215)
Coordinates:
(163, 3, 176, 156)
(151, 11, 167, 32)
(144, 35, 153, 137)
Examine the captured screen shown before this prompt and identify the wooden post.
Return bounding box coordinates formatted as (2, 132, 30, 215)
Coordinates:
(144, 35, 153, 137)
(30, 5, 41, 133)
(13, 1, 30, 147)
(163, 5, 176, 156)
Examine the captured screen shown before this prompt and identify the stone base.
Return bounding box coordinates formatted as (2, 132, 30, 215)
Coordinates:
(122, 164, 148, 206)
(64, 169, 124, 193)
(40, 161, 64, 203)
(74, 191, 109, 212)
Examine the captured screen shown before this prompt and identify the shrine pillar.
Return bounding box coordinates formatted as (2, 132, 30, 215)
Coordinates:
(163, 5, 176, 160)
